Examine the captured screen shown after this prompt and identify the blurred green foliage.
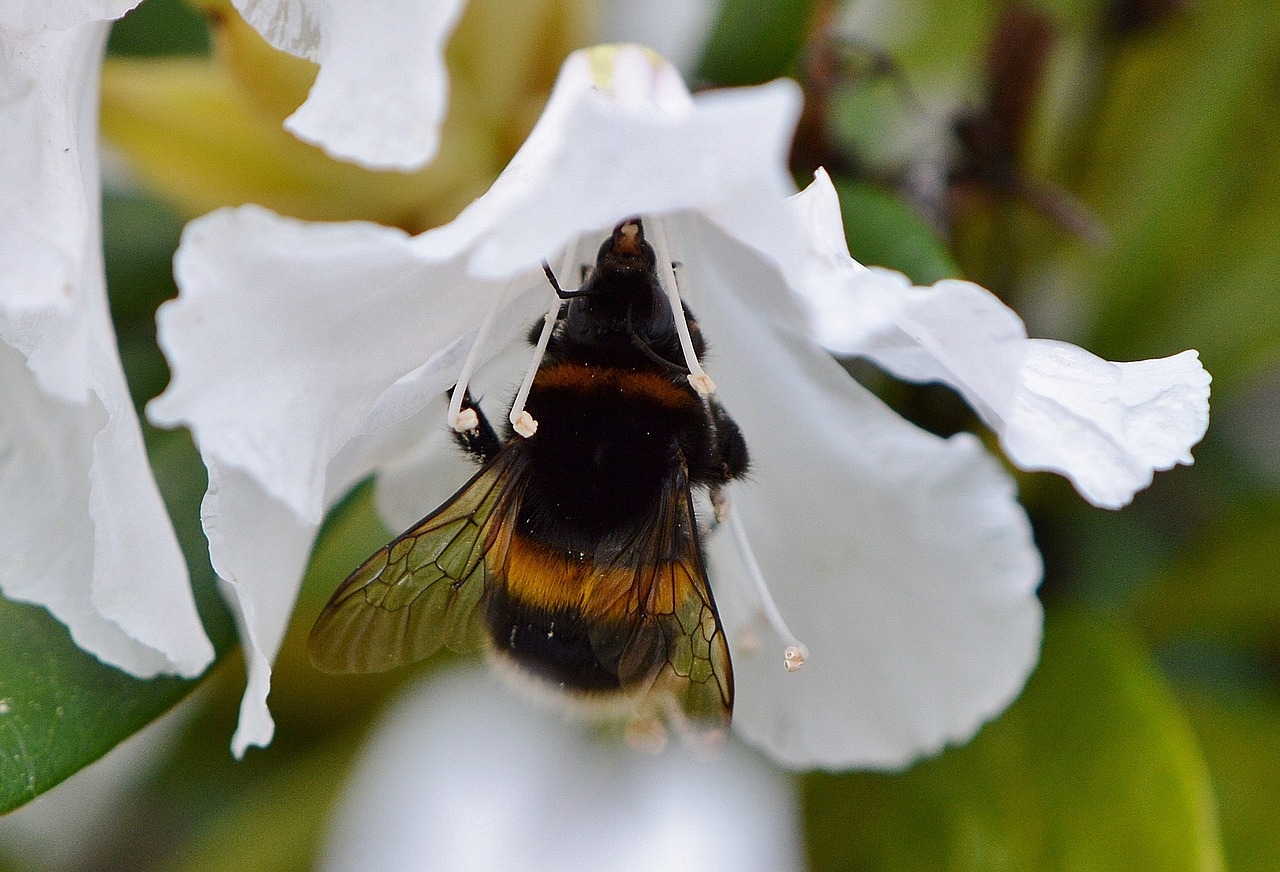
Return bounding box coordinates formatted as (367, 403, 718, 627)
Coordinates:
(106, 0, 209, 56)
(806, 611, 1222, 871)
(697, 0, 820, 85)
(2, 0, 1277, 869)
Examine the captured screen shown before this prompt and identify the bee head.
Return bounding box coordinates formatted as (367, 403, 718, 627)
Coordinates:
(562, 218, 676, 354)
(593, 218, 657, 278)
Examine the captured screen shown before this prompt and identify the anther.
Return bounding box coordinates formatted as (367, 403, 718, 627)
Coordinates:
(512, 410, 538, 438)
(783, 644, 808, 672)
(453, 406, 478, 432)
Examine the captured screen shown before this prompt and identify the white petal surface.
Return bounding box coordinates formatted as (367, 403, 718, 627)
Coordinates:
(0, 23, 212, 678)
(678, 220, 1044, 769)
(319, 667, 802, 872)
(200, 463, 316, 756)
(416, 44, 803, 278)
(788, 172, 1210, 509)
(232, 0, 466, 170)
(0, 2, 139, 31)
(787, 173, 1027, 421)
(370, 349, 529, 532)
(1001, 340, 1211, 508)
(149, 206, 525, 525)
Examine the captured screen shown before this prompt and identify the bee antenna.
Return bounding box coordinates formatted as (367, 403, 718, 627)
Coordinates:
(542, 260, 596, 300)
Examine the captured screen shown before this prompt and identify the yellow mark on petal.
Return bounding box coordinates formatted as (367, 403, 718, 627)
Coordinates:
(585, 44, 669, 95)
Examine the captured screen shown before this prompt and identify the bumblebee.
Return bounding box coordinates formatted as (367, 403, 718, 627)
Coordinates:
(309, 219, 748, 743)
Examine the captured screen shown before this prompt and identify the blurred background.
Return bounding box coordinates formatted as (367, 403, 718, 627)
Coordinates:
(1, 0, 1277, 869)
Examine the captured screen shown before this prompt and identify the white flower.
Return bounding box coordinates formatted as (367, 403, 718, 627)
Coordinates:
(318, 666, 802, 872)
(0, 0, 469, 681)
(0, 7, 212, 677)
(148, 45, 1208, 766)
(228, 0, 467, 170)
(789, 183, 1211, 510)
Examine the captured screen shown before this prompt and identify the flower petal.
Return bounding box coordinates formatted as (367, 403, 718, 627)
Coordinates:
(0, 2, 139, 31)
(1001, 340, 1211, 508)
(0, 21, 212, 679)
(149, 205, 539, 525)
(417, 44, 803, 278)
(199, 462, 314, 756)
(318, 667, 803, 872)
(788, 171, 1211, 509)
(369, 345, 534, 532)
(679, 220, 1043, 769)
(232, 0, 466, 170)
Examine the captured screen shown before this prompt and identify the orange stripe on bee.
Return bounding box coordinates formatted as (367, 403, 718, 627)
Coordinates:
(499, 532, 640, 624)
(532, 362, 695, 411)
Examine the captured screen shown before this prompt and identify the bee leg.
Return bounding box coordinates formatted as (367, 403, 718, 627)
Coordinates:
(711, 401, 749, 482)
(450, 389, 503, 464)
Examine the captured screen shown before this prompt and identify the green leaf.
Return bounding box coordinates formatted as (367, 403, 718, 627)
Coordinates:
(0, 599, 195, 814)
(108, 0, 210, 57)
(696, 0, 819, 86)
(804, 609, 1224, 872)
(831, 177, 961, 284)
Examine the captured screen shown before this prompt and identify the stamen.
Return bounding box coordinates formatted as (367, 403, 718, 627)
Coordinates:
(725, 502, 809, 672)
(509, 251, 577, 437)
(447, 277, 514, 432)
(508, 293, 557, 437)
(648, 218, 716, 396)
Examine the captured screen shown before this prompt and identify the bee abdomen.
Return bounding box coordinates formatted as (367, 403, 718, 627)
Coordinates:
(485, 588, 623, 692)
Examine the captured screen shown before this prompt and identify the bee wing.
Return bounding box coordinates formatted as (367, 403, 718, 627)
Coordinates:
(308, 445, 524, 673)
(592, 465, 734, 741)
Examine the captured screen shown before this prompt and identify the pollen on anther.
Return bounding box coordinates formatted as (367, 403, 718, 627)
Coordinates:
(513, 411, 538, 437)
(783, 644, 808, 673)
(688, 372, 716, 396)
(452, 407, 479, 432)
